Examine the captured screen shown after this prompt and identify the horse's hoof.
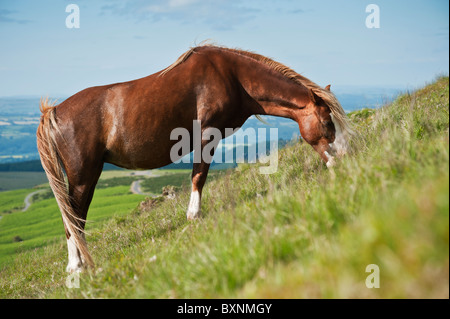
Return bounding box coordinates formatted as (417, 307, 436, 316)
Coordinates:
(66, 264, 83, 273)
(186, 211, 201, 220)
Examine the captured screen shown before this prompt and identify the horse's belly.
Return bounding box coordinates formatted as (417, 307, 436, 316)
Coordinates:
(104, 139, 177, 170)
(103, 124, 193, 170)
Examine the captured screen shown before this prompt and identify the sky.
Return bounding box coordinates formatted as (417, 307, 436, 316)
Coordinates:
(0, 0, 448, 97)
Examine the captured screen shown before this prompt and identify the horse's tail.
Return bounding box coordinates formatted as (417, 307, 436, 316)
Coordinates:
(36, 98, 94, 269)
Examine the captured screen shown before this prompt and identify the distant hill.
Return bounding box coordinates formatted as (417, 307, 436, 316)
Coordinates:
(0, 160, 43, 172)
(0, 160, 123, 172)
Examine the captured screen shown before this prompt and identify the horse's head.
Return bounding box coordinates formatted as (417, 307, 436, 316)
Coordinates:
(297, 84, 350, 168)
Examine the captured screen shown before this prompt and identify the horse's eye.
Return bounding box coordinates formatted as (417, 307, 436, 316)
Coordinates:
(323, 120, 332, 127)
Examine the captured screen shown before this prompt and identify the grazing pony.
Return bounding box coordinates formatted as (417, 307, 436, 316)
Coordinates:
(37, 45, 353, 272)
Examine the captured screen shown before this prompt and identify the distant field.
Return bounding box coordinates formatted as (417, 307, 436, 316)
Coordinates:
(0, 168, 199, 266)
(140, 169, 224, 194)
(0, 188, 33, 214)
(140, 171, 191, 193)
(0, 185, 147, 266)
(0, 168, 193, 192)
(98, 169, 190, 186)
(99, 170, 136, 179)
(0, 172, 47, 191)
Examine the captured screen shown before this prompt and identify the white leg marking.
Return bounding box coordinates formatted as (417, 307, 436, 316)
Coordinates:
(66, 236, 83, 273)
(186, 190, 201, 220)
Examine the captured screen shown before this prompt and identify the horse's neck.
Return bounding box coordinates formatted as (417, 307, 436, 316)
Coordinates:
(235, 60, 310, 121)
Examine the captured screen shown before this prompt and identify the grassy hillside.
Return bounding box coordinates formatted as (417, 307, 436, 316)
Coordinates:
(0, 77, 448, 298)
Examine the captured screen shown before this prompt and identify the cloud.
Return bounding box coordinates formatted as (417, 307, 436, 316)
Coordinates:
(0, 9, 32, 24)
(100, 0, 259, 30)
(290, 9, 305, 14)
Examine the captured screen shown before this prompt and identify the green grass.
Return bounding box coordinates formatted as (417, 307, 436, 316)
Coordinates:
(0, 188, 33, 214)
(0, 77, 448, 298)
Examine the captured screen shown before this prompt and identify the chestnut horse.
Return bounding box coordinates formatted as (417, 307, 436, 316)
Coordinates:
(37, 45, 352, 272)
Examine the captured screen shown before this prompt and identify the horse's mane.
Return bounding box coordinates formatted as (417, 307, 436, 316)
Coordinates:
(161, 44, 353, 136)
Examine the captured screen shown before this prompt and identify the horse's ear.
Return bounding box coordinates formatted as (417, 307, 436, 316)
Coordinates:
(309, 89, 324, 105)
(325, 84, 331, 91)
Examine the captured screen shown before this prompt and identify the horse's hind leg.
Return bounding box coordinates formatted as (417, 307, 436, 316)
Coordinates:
(64, 162, 103, 272)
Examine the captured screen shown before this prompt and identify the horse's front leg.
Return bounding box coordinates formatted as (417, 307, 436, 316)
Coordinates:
(187, 135, 217, 220)
(187, 159, 211, 220)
